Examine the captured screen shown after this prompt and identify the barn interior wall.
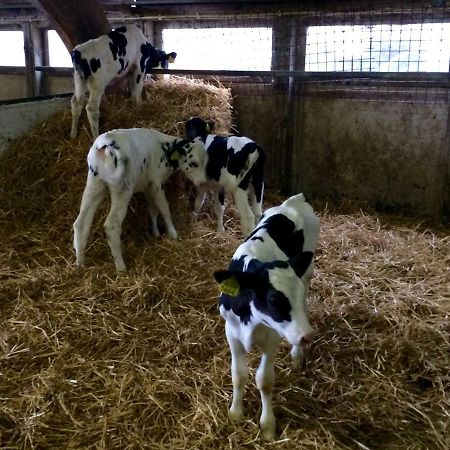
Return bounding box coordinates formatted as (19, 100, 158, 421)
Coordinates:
(0, 74, 27, 100)
(231, 85, 450, 219)
(0, 96, 70, 156)
(294, 96, 449, 217)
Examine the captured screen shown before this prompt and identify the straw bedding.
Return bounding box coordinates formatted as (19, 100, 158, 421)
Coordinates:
(1, 77, 449, 450)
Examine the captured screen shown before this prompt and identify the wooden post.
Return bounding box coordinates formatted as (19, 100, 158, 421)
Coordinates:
(22, 22, 37, 97)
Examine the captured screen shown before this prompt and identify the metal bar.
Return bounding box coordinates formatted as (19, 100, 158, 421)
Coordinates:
(16, 66, 450, 84)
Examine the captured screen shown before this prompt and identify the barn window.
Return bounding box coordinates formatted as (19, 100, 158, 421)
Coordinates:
(306, 23, 450, 72)
(162, 27, 272, 70)
(0, 31, 25, 66)
(47, 30, 72, 67)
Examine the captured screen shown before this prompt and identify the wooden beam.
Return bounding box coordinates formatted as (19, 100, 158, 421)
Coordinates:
(22, 22, 37, 97)
(29, 0, 110, 50)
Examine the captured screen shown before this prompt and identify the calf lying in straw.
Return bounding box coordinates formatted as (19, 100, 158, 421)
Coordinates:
(73, 127, 187, 271)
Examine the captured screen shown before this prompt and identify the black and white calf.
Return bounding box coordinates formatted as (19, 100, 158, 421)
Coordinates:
(213, 193, 320, 440)
(179, 117, 265, 236)
(73, 128, 186, 272)
(70, 25, 176, 139)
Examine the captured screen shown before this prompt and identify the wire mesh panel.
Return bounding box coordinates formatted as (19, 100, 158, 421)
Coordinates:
(151, 1, 450, 103)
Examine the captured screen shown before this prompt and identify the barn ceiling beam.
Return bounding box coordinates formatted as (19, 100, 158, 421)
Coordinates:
(29, 0, 110, 50)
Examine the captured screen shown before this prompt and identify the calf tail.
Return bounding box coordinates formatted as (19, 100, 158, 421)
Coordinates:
(251, 146, 266, 203)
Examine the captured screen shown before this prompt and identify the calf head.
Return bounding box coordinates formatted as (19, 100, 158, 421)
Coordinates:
(185, 117, 214, 141)
(214, 254, 316, 347)
(141, 43, 177, 72)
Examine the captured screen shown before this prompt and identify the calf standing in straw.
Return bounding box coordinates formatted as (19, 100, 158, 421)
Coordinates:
(214, 193, 320, 440)
(73, 128, 188, 272)
(70, 25, 176, 138)
(179, 117, 265, 236)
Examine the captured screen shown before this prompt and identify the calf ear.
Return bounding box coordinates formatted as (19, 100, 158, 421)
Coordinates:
(214, 270, 261, 297)
(214, 270, 240, 297)
(289, 251, 313, 278)
(168, 52, 177, 63)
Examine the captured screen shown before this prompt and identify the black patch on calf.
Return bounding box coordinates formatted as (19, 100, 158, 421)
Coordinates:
(205, 136, 229, 181)
(247, 214, 305, 259)
(219, 293, 252, 325)
(205, 138, 260, 189)
(185, 117, 210, 141)
(289, 251, 314, 278)
(72, 49, 91, 79)
(89, 164, 98, 176)
(136, 74, 142, 84)
(108, 29, 127, 60)
(90, 58, 101, 73)
(222, 256, 292, 324)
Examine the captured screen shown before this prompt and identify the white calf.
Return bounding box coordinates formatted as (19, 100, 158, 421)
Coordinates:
(213, 193, 320, 440)
(179, 117, 265, 236)
(70, 25, 176, 139)
(73, 128, 185, 271)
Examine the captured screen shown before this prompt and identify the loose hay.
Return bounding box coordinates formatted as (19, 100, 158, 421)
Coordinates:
(1, 78, 449, 449)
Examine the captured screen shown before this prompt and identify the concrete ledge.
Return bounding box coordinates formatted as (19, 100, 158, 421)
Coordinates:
(0, 94, 71, 157)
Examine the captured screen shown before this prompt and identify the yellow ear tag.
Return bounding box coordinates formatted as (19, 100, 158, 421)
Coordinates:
(205, 123, 210, 132)
(170, 150, 180, 160)
(219, 276, 240, 297)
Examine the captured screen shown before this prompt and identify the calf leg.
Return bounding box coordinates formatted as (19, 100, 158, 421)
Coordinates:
(143, 190, 160, 238)
(149, 184, 177, 240)
(232, 188, 255, 236)
(290, 344, 304, 369)
(73, 173, 107, 266)
(70, 74, 87, 139)
(85, 87, 102, 138)
(225, 322, 248, 422)
(249, 182, 264, 226)
(256, 335, 279, 441)
(104, 188, 133, 272)
(213, 188, 225, 233)
(128, 67, 144, 106)
(193, 186, 206, 214)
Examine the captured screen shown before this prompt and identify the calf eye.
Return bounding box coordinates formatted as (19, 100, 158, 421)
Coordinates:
(191, 162, 199, 168)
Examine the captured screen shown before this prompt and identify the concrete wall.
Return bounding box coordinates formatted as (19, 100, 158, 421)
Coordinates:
(231, 84, 450, 220)
(0, 74, 27, 100)
(0, 96, 70, 157)
(295, 98, 449, 218)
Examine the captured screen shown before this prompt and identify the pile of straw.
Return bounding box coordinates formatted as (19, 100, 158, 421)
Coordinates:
(1, 78, 449, 449)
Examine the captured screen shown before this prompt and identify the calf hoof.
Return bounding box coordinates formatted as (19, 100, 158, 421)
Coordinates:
(260, 422, 276, 441)
(167, 230, 178, 240)
(261, 427, 276, 441)
(228, 407, 243, 422)
(75, 258, 85, 268)
(115, 263, 128, 272)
